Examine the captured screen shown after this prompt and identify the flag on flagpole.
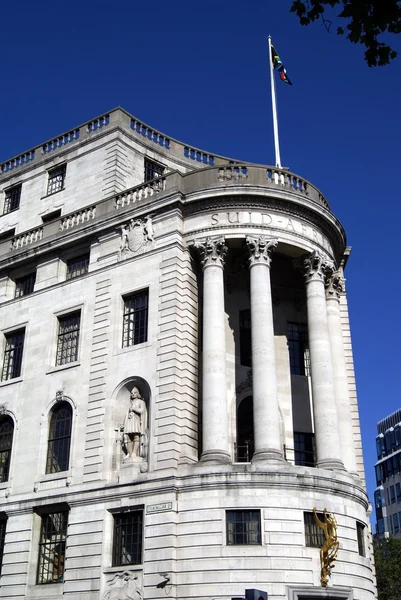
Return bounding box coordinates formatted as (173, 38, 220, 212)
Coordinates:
(271, 44, 292, 85)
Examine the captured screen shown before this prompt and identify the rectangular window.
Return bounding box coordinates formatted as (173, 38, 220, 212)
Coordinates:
(47, 165, 66, 195)
(396, 483, 401, 503)
(112, 511, 143, 566)
(393, 513, 399, 534)
(15, 272, 36, 298)
(356, 522, 365, 556)
(294, 432, 315, 467)
(66, 254, 89, 280)
(37, 511, 68, 584)
(226, 510, 261, 545)
(287, 322, 310, 376)
(304, 512, 325, 547)
(144, 158, 164, 182)
(3, 184, 21, 214)
(1, 329, 25, 381)
(0, 519, 6, 575)
(239, 309, 252, 367)
(56, 312, 80, 366)
(390, 485, 396, 504)
(122, 290, 148, 347)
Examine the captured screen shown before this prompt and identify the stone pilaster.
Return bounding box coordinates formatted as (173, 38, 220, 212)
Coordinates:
(326, 273, 358, 474)
(190, 237, 230, 463)
(302, 251, 345, 471)
(246, 236, 283, 463)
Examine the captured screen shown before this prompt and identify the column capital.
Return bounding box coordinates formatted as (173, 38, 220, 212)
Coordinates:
(299, 250, 335, 283)
(189, 236, 227, 268)
(246, 235, 278, 267)
(325, 272, 345, 300)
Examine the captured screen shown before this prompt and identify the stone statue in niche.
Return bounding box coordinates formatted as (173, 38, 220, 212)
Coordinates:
(121, 388, 148, 463)
(102, 571, 142, 600)
(118, 215, 154, 259)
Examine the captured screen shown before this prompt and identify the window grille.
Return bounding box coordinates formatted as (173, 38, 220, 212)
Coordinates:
(37, 511, 68, 584)
(0, 418, 14, 483)
(294, 432, 315, 467)
(390, 485, 396, 504)
(66, 254, 89, 280)
(239, 309, 252, 367)
(56, 312, 80, 366)
(122, 291, 148, 347)
(144, 158, 164, 182)
(47, 165, 66, 195)
(15, 272, 36, 298)
(0, 519, 7, 575)
(46, 402, 72, 474)
(356, 522, 365, 556)
(1, 329, 25, 381)
(287, 322, 310, 376)
(304, 512, 325, 547)
(3, 184, 21, 214)
(112, 511, 143, 566)
(226, 510, 261, 545)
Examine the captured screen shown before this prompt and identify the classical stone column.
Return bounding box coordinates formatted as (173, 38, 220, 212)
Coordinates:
(190, 237, 231, 463)
(326, 273, 358, 474)
(246, 236, 283, 463)
(302, 251, 345, 471)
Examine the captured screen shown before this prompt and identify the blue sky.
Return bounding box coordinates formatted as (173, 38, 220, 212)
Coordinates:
(1, 0, 400, 502)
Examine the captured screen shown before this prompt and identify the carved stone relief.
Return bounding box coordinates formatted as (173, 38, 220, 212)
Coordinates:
(102, 571, 142, 600)
(118, 215, 154, 259)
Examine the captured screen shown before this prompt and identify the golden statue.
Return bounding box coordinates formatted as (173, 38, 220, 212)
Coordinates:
(313, 508, 339, 586)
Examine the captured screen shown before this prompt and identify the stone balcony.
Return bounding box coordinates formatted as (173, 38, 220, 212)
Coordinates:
(0, 163, 344, 267)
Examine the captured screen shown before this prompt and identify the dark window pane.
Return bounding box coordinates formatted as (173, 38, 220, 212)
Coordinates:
(0, 418, 14, 483)
(294, 432, 315, 467)
(236, 396, 254, 462)
(46, 403, 72, 474)
(66, 254, 89, 280)
(304, 512, 325, 547)
(15, 272, 36, 298)
(113, 511, 143, 566)
(357, 522, 365, 556)
(37, 512, 68, 584)
(1, 329, 25, 381)
(0, 519, 7, 575)
(239, 309, 252, 367)
(144, 158, 164, 183)
(56, 312, 80, 366)
(122, 291, 148, 347)
(287, 322, 310, 376)
(226, 510, 261, 545)
(3, 185, 21, 214)
(47, 165, 66, 195)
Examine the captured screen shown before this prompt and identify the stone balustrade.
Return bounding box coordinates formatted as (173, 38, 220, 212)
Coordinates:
(59, 206, 96, 231)
(114, 178, 166, 209)
(130, 119, 170, 149)
(11, 227, 43, 250)
(42, 129, 80, 154)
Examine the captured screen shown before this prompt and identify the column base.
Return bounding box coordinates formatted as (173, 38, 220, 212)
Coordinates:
(200, 449, 232, 464)
(317, 458, 346, 471)
(251, 448, 285, 464)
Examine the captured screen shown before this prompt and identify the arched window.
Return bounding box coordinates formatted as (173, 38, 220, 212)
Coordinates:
(236, 396, 254, 462)
(46, 402, 72, 474)
(0, 417, 14, 482)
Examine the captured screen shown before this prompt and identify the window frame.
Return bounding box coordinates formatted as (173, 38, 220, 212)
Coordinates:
(294, 432, 315, 467)
(36, 510, 68, 584)
(112, 510, 143, 567)
(15, 271, 36, 298)
(0, 417, 14, 483)
(122, 290, 149, 348)
(1, 328, 25, 381)
(0, 517, 7, 576)
(45, 402, 73, 475)
(55, 311, 81, 366)
(66, 253, 90, 281)
(3, 184, 21, 215)
(47, 164, 66, 196)
(144, 158, 164, 183)
(356, 522, 365, 557)
(287, 322, 310, 376)
(304, 511, 325, 548)
(226, 509, 261, 546)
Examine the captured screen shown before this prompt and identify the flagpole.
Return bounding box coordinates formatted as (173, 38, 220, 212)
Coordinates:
(268, 35, 282, 168)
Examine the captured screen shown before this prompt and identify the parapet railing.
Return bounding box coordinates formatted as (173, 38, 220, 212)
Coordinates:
(0, 165, 331, 259)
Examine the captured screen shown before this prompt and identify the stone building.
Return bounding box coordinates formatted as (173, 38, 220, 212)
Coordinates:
(0, 108, 376, 599)
(374, 408, 401, 539)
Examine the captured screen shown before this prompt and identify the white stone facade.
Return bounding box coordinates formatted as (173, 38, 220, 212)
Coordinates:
(0, 108, 376, 599)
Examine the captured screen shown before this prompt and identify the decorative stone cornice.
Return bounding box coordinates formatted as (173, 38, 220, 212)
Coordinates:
(325, 272, 344, 300)
(298, 250, 334, 283)
(246, 235, 278, 267)
(188, 236, 227, 268)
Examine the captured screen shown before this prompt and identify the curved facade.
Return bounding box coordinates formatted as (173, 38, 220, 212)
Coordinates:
(0, 108, 376, 599)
